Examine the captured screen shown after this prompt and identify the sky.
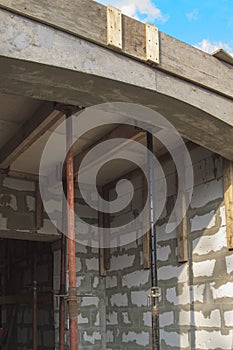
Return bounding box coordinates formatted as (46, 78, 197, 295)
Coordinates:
(97, 0, 233, 56)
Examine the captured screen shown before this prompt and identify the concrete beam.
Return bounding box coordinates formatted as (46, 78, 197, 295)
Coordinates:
(0, 0, 232, 98)
(0, 9, 232, 159)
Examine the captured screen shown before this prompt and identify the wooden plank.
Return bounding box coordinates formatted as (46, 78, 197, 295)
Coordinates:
(0, 1, 232, 98)
(0, 229, 60, 242)
(107, 6, 122, 50)
(142, 176, 151, 269)
(177, 192, 188, 262)
(35, 183, 43, 229)
(0, 102, 63, 169)
(223, 159, 233, 250)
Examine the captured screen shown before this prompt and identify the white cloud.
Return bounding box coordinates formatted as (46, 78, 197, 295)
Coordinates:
(98, 0, 169, 23)
(195, 39, 233, 56)
(186, 8, 199, 22)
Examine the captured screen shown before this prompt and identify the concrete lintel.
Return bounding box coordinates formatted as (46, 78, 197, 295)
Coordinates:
(0, 9, 232, 159)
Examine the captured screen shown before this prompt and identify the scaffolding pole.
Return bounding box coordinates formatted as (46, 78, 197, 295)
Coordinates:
(146, 132, 160, 350)
(59, 224, 66, 349)
(32, 243, 37, 350)
(66, 115, 78, 349)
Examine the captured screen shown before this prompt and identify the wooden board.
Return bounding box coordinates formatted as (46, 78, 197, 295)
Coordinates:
(0, 1, 232, 98)
(177, 192, 189, 262)
(223, 159, 233, 250)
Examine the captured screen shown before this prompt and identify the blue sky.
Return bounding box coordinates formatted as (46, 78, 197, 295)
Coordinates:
(97, 0, 233, 55)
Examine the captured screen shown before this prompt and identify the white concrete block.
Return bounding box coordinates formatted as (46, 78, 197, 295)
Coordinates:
(158, 264, 188, 283)
(143, 312, 152, 327)
(191, 210, 216, 232)
(122, 331, 150, 346)
(106, 276, 118, 289)
(81, 297, 99, 307)
(122, 270, 150, 288)
(179, 310, 191, 326)
(224, 311, 233, 327)
(161, 330, 189, 348)
(110, 254, 135, 271)
(110, 293, 128, 307)
(131, 290, 149, 307)
(193, 227, 226, 255)
(93, 276, 99, 289)
(107, 312, 118, 325)
(196, 330, 233, 349)
(76, 276, 85, 288)
(211, 282, 233, 299)
(191, 179, 223, 209)
(86, 257, 99, 271)
(166, 285, 190, 306)
(195, 310, 221, 328)
(160, 312, 174, 327)
(122, 312, 130, 324)
(157, 245, 172, 261)
(83, 331, 101, 344)
(192, 284, 205, 303)
(193, 260, 215, 278)
(78, 314, 89, 324)
(226, 254, 233, 274)
(220, 205, 226, 227)
(94, 312, 100, 326)
(106, 330, 114, 343)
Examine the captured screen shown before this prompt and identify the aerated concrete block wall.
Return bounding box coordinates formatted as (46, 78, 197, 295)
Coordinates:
(105, 146, 233, 350)
(51, 145, 233, 349)
(0, 175, 60, 238)
(105, 175, 152, 350)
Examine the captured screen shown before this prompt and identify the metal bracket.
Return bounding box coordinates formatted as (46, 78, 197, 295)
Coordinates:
(107, 6, 122, 50)
(147, 286, 161, 307)
(145, 24, 160, 64)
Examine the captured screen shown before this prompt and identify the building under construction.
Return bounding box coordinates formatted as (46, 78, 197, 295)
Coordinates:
(0, 0, 232, 349)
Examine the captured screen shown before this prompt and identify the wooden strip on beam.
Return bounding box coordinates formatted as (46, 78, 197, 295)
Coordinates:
(0, 0, 232, 98)
(145, 24, 159, 64)
(107, 6, 122, 50)
(223, 159, 233, 250)
(0, 102, 63, 169)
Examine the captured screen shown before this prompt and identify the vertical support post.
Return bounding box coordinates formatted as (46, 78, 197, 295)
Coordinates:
(66, 115, 78, 349)
(32, 243, 37, 350)
(146, 132, 160, 350)
(223, 159, 233, 250)
(142, 175, 151, 269)
(59, 184, 67, 350)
